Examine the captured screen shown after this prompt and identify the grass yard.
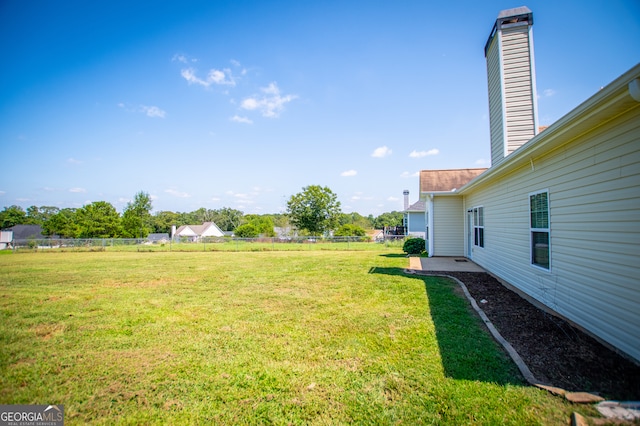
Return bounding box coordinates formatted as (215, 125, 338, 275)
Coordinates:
(0, 250, 593, 424)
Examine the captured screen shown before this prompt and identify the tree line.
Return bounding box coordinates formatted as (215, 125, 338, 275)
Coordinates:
(0, 187, 404, 239)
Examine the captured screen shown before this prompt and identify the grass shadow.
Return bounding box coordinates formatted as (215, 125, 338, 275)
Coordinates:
(377, 253, 408, 258)
(369, 266, 523, 385)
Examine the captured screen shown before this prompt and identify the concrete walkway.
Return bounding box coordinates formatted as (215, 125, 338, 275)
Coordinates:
(410, 256, 486, 272)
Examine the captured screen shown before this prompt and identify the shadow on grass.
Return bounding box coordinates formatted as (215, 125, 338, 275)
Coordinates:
(377, 253, 408, 258)
(369, 266, 523, 386)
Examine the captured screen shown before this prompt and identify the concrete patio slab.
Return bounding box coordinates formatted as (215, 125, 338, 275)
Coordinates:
(415, 256, 486, 272)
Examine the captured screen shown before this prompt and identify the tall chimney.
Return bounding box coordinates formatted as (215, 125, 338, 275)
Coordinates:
(403, 190, 410, 210)
(485, 6, 538, 166)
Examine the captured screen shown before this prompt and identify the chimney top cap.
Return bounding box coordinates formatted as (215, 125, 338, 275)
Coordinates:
(496, 6, 532, 21)
(485, 6, 533, 57)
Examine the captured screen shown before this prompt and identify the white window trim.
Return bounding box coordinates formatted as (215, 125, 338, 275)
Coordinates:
(529, 189, 551, 272)
(472, 206, 485, 248)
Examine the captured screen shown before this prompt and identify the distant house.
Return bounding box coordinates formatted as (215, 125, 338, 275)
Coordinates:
(367, 229, 384, 242)
(173, 222, 224, 241)
(420, 168, 487, 254)
(418, 7, 640, 362)
(4, 225, 44, 240)
(403, 200, 425, 239)
(147, 233, 170, 244)
(0, 231, 12, 250)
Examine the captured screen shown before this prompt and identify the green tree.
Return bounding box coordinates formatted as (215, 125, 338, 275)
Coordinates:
(241, 214, 276, 237)
(334, 224, 366, 237)
(0, 205, 27, 228)
(212, 207, 244, 232)
(122, 191, 153, 238)
(373, 211, 404, 229)
(233, 223, 259, 238)
(26, 205, 60, 225)
(152, 211, 180, 233)
(42, 208, 77, 237)
(192, 207, 216, 223)
(76, 201, 122, 238)
(286, 185, 341, 236)
(338, 212, 373, 229)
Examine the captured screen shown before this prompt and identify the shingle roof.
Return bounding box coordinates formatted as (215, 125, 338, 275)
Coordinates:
(420, 168, 487, 193)
(406, 200, 425, 212)
(6, 225, 44, 239)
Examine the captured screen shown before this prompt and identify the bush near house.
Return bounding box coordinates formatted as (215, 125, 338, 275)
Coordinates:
(403, 237, 426, 255)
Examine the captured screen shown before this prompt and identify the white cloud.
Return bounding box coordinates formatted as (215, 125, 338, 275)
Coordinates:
(240, 82, 297, 118)
(475, 158, 489, 166)
(69, 187, 86, 193)
(172, 54, 189, 64)
(67, 157, 82, 164)
(181, 67, 236, 87)
(230, 115, 253, 124)
(140, 105, 166, 118)
(400, 171, 419, 178)
(165, 189, 191, 198)
(542, 88, 556, 97)
(409, 148, 439, 158)
(341, 170, 357, 177)
(387, 196, 399, 201)
(371, 146, 392, 158)
(0, 191, 5, 196)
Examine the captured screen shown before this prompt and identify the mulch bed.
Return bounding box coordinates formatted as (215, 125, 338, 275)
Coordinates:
(429, 271, 640, 400)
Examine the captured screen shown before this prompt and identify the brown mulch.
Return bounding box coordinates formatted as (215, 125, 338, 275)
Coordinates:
(430, 271, 640, 401)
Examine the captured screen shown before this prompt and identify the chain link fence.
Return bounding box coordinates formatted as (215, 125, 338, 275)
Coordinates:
(8, 236, 404, 253)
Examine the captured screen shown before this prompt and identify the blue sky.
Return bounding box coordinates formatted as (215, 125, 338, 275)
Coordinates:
(1, 1, 638, 216)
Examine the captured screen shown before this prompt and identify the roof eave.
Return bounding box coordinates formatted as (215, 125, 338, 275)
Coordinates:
(459, 63, 640, 194)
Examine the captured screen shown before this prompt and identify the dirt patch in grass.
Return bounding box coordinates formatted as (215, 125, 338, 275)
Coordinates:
(441, 272, 640, 401)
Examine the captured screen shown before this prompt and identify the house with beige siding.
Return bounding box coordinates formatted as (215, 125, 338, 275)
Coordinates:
(419, 7, 640, 362)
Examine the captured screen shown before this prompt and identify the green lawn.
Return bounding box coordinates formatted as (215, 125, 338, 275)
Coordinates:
(0, 250, 593, 424)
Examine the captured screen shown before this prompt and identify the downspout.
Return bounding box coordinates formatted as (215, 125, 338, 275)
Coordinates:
(427, 193, 434, 257)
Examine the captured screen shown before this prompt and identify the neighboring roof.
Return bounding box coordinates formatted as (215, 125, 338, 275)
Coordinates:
(420, 168, 487, 193)
(174, 222, 223, 237)
(147, 233, 169, 241)
(5, 225, 44, 239)
(405, 200, 425, 212)
(174, 225, 195, 236)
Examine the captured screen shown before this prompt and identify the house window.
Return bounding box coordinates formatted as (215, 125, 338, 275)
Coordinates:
(473, 206, 484, 248)
(530, 191, 550, 269)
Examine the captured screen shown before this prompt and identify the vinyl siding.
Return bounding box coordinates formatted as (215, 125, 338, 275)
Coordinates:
(464, 105, 640, 361)
(407, 211, 426, 236)
(501, 26, 536, 155)
(433, 196, 464, 256)
(201, 224, 224, 237)
(486, 33, 505, 167)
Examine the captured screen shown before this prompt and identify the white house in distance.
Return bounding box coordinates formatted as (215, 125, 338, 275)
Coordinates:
(419, 7, 640, 362)
(173, 222, 224, 241)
